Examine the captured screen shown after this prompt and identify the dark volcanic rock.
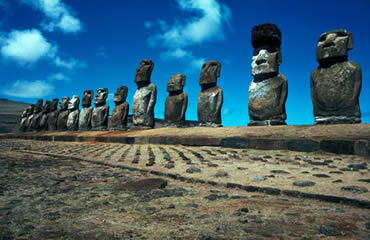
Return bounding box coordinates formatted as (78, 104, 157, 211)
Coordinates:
(186, 167, 201, 173)
(293, 180, 315, 187)
(165, 74, 188, 125)
(91, 88, 109, 130)
(115, 178, 167, 191)
(341, 186, 368, 193)
(111, 86, 129, 130)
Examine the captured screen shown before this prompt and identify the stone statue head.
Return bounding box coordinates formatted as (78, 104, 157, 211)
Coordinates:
(199, 60, 221, 86)
(167, 73, 185, 92)
(50, 98, 59, 111)
(68, 95, 80, 110)
(114, 86, 128, 104)
(251, 23, 282, 77)
(42, 101, 51, 113)
(316, 29, 353, 61)
(28, 104, 34, 116)
(59, 97, 70, 111)
(94, 88, 108, 106)
(135, 59, 154, 85)
(82, 90, 94, 107)
(33, 99, 43, 114)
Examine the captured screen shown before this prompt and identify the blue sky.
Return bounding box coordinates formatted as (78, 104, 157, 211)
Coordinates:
(0, 0, 369, 126)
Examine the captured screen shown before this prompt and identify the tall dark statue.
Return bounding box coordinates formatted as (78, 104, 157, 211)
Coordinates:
(48, 98, 59, 131)
(111, 86, 129, 130)
(165, 73, 188, 126)
(311, 29, 362, 124)
(67, 95, 80, 131)
(19, 105, 33, 132)
(79, 90, 94, 130)
(197, 60, 223, 127)
(91, 88, 109, 130)
(56, 96, 70, 130)
(132, 59, 157, 128)
(248, 23, 288, 126)
(39, 100, 51, 131)
(30, 99, 43, 131)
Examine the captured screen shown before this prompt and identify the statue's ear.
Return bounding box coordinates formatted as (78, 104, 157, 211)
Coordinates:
(277, 49, 282, 65)
(347, 31, 353, 50)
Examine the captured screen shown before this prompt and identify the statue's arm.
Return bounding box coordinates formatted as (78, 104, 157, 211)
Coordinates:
(122, 103, 129, 124)
(148, 85, 157, 113)
(216, 88, 223, 112)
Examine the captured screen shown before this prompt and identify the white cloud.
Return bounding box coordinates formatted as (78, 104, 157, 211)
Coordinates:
(2, 80, 54, 98)
(21, 0, 83, 33)
(0, 28, 86, 70)
(54, 56, 87, 70)
(48, 72, 70, 81)
(0, 29, 56, 64)
(146, 0, 231, 71)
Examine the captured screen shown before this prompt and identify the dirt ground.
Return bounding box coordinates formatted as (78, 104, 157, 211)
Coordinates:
(0, 139, 369, 239)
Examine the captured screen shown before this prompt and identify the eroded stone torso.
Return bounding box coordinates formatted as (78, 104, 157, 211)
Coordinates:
(79, 106, 93, 130)
(197, 86, 223, 124)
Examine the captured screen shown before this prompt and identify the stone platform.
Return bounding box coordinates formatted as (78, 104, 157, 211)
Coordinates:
(1, 124, 370, 156)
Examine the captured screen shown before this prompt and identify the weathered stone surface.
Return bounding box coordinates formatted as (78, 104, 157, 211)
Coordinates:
(19, 105, 33, 132)
(248, 23, 287, 126)
(197, 60, 223, 127)
(111, 86, 129, 130)
(78, 90, 94, 131)
(56, 97, 70, 130)
(311, 29, 361, 124)
(132, 59, 156, 128)
(91, 88, 109, 130)
(293, 180, 315, 187)
(47, 98, 59, 131)
(67, 95, 80, 131)
(39, 100, 51, 131)
(30, 99, 43, 131)
(165, 73, 188, 126)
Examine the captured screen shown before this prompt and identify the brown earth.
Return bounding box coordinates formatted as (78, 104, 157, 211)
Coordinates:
(1, 139, 369, 239)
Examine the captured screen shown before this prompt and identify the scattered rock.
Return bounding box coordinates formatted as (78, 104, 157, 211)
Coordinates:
(116, 178, 167, 191)
(232, 211, 242, 216)
(358, 179, 370, 183)
(239, 208, 249, 213)
(238, 216, 249, 223)
(293, 180, 315, 187)
(329, 171, 343, 174)
(365, 222, 370, 230)
(263, 155, 272, 159)
(185, 203, 199, 208)
(341, 186, 368, 193)
(204, 194, 228, 201)
(237, 167, 248, 170)
(312, 174, 330, 178)
(317, 224, 344, 236)
(332, 179, 343, 183)
(215, 170, 228, 177)
(348, 163, 367, 170)
(270, 170, 290, 174)
(251, 176, 267, 181)
(186, 167, 201, 173)
(165, 163, 175, 169)
(339, 167, 359, 172)
(207, 163, 218, 167)
(167, 204, 175, 209)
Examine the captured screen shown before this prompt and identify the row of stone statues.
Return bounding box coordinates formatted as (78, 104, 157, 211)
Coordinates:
(19, 23, 362, 131)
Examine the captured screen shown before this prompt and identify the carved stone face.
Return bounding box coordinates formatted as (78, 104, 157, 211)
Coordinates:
(42, 101, 51, 113)
(135, 59, 154, 84)
(33, 99, 43, 114)
(199, 60, 221, 86)
(50, 98, 59, 111)
(68, 95, 80, 110)
(251, 46, 281, 76)
(59, 97, 70, 111)
(316, 30, 353, 61)
(167, 74, 185, 92)
(28, 105, 34, 116)
(114, 86, 128, 104)
(94, 88, 108, 106)
(82, 90, 93, 107)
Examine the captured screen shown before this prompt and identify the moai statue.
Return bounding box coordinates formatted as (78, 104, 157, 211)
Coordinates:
(248, 23, 288, 126)
(311, 29, 362, 124)
(111, 86, 129, 130)
(132, 59, 157, 128)
(47, 98, 59, 131)
(91, 88, 109, 130)
(79, 90, 94, 130)
(165, 73, 188, 126)
(39, 100, 51, 131)
(19, 105, 32, 132)
(56, 96, 70, 130)
(30, 99, 43, 131)
(24, 104, 35, 132)
(197, 60, 223, 127)
(67, 95, 80, 131)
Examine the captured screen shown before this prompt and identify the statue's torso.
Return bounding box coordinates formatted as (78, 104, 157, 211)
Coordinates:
(197, 86, 223, 124)
(57, 110, 69, 130)
(39, 113, 49, 130)
(133, 83, 156, 126)
(91, 104, 109, 129)
(67, 110, 80, 130)
(79, 106, 93, 130)
(48, 110, 58, 131)
(248, 74, 287, 120)
(112, 102, 129, 128)
(165, 92, 187, 123)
